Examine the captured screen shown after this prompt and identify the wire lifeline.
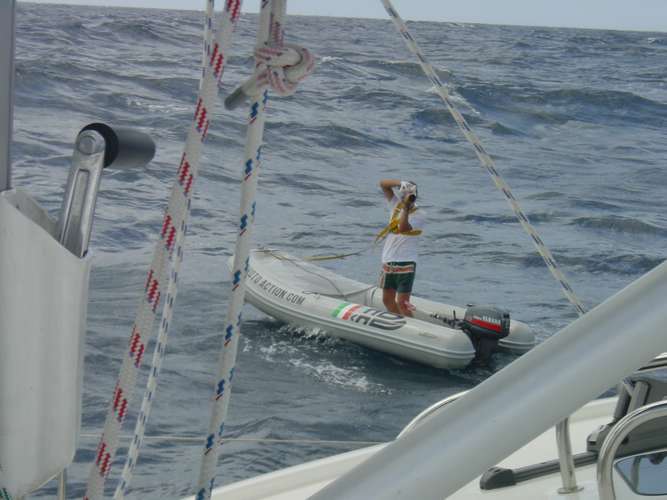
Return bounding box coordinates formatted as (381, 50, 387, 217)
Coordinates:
(83, 1, 243, 498)
(111, 4, 242, 498)
(81, 433, 383, 446)
(380, 0, 586, 317)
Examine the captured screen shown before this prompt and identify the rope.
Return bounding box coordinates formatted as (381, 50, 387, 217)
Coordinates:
(111, 4, 242, 499)
(114, 0, 240, 499)
(195, 1, 313, 498)
(202, 0, 215, 86)
(381, 0, 587, 317)
(83, 2, 242, 499)
(258, 248, 376, 299)
(375, 202, 421, 242)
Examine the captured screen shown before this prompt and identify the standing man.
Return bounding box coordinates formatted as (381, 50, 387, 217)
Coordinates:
(378, 179, 425, 317)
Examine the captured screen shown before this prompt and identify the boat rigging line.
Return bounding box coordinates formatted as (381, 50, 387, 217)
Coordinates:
(379, 0, 590, 493)
(195, 1, 315, 499)
(85, 1, 243, 498)
(381, 0, 587, 317)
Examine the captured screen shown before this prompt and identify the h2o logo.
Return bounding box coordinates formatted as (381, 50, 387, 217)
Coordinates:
(332, 303, 406, 331)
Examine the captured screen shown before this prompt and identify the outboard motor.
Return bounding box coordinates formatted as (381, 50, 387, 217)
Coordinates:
(461, 305, 510, 364)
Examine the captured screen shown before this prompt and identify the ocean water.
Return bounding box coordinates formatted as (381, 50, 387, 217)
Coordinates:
(10, 3, 667, 498)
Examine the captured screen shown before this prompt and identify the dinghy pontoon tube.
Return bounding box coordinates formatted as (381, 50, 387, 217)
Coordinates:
(232, 249, 535, 369)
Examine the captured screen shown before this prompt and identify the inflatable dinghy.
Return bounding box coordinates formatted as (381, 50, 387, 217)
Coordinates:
(233, 249, 535, 369)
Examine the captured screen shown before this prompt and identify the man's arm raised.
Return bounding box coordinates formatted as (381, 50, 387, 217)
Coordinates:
(379, 179, 401, 202)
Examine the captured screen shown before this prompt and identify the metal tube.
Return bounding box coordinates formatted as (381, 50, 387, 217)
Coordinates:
(0, 0, 17, 192)
(57, 469, 67, 500)
(311, 260, 667, 500)
(556, 418, 582, 493)
(597, 400, 667, 500)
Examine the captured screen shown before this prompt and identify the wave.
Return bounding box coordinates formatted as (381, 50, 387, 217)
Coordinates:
(410, 107, 484, 127)
(571, 216, 667, 237)
(360, 59, 452, 81)
(519, 252, 664, 276)
(265, 121, 406, 151)
(458, 80, 667, 127)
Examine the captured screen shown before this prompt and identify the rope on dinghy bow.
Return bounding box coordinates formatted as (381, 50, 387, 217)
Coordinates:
(84, 1, 243, 499)
(195, 0, 314, 498)
(380, 0, 587, 317)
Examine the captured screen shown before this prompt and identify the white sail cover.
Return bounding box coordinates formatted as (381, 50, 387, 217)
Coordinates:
(0, 189, 91, 497)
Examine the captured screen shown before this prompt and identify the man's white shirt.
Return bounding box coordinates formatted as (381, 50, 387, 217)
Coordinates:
(381, 196, 425, 264)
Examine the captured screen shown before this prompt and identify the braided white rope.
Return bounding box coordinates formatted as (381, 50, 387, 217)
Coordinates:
(83, 2, 242, 499)
(243, 44, 315, 97)
(112, 3, 239, 498)
(193, 0, 275, 493)
(202, 0, 215, 84)
(195, 0, 312, 498)
(381, 0, 586, 316)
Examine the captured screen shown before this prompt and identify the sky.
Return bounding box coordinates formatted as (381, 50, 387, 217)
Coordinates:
(25, 0, 667, 32)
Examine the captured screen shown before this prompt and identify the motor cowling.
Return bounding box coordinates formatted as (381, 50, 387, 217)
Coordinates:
(462, 306, 510, 364)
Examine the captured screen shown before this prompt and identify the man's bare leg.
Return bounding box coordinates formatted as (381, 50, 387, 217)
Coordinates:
(382, 288, 401, 315)
(397, 292, 414, 317)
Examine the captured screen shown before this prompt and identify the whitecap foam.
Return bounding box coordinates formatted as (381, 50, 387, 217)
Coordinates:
(320, 56, 342, 63)
(426, 86, 481, 116)
(288, 358, 390, 394)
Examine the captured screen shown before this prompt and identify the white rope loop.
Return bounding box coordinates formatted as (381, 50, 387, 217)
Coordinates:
(84, 1, 242, 499)
(256, 44, 315, 96)
(225, 26, 315, 109)
(381, 0, 586, 317)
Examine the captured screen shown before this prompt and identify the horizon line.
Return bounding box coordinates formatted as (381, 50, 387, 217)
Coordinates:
(22, 1, 667, 34)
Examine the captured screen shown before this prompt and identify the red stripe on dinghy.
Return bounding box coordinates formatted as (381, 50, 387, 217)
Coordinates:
(341, 304, 361, 320)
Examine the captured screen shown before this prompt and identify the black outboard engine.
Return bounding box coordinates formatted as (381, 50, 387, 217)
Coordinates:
(461, 305, 510, 364)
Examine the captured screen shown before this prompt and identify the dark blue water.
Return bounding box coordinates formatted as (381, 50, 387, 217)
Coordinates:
(11, 3, 666, 498)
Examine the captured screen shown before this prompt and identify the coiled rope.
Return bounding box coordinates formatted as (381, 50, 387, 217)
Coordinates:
(84, 2, 242, 499)
(195, 0, 314, 498)
(381, 0, 587, 317)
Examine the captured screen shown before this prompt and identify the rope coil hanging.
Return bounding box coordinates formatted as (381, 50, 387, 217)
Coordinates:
(195, 0, 314, 498)
(84, 1, 243, 499)
(380, 0, 587, 317)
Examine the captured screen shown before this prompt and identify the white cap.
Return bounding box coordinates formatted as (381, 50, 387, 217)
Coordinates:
(398, 180, 418, 199)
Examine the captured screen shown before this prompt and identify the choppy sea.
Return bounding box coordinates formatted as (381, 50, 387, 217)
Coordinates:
(11, 2, 667, 498)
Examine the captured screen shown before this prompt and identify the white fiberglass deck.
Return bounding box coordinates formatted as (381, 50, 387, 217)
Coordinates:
(187, 397, 663, 500)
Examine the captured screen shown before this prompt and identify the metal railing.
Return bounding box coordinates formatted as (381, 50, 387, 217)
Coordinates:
(556, 418, 583, 493)
(597, 399, 667, 500)
(0, 0, 16, 192)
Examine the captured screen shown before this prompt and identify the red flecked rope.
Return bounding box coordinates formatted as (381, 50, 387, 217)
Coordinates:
(84, 2, 243, 499)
